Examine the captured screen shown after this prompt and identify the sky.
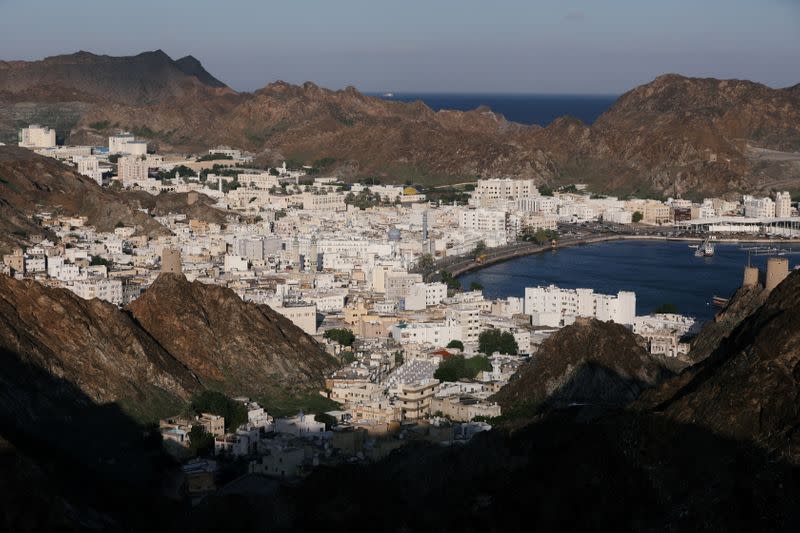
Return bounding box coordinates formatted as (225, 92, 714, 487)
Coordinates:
(0, 0, 798, 94)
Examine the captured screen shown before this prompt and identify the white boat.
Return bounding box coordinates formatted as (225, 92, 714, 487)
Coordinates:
(694, 237, 715, 257)
(382, 92, 395, 98)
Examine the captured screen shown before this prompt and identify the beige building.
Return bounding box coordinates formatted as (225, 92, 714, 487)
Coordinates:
(273, 302, 317, 334)
(300, 192, 347, 211)
(118, 155, 149, 185)
(198, 413, 225, 437)
(161, 247, 182, 274)
(2, 248, 25, 274)
(248, 447, 306, 478)
(19, 124, 56, 148)
(430, 396, 501, 422)
(397, 379, 439, 420)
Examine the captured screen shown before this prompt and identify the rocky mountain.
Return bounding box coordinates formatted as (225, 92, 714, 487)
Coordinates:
(641, 271, 800, 461)
(491, 318, 672, 422)
(0, 275, 199, 420)
(0, 273, 336, 421)
(0, 272, 336, 529)
(0, 145, 168, 253)
(0, 50, 232, 105)
(552, 74, 800, 197)
(128, 274, 337, 399)
(683, 282, 769, 363)
(3, 50, 797, 195)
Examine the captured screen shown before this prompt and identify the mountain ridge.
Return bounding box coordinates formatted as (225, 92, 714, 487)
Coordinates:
(1, 50, 798, 196)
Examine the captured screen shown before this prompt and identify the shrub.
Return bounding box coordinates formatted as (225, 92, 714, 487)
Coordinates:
(478, 329, 518, 355)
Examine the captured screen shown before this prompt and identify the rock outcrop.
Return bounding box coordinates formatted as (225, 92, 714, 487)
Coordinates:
(0, 275, 198, 420)
(644, 271, 800, 461)
(127, 274, 338, 398)
(0, 273, 336, 420)
(492, 318, 671, 420)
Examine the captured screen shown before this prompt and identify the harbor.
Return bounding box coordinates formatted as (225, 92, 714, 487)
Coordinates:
(457, 240, 800, 322)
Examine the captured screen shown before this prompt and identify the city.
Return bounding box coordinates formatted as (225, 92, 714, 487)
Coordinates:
(3, 123, 799, 499)
(2, 1, 800, 530)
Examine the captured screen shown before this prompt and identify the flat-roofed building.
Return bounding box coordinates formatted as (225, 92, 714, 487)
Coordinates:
(19, 124, 56, 148)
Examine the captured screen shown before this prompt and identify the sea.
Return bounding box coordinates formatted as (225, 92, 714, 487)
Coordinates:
(372, 93, 618, 125)
(457, 240, 800, 323)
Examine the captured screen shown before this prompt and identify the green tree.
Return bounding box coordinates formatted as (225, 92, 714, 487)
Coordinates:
(538, 184, 553, 196)
(188, 425, 214, 456)
(89, 256, 110, 267)
(653, 303, 678, 314)
(324, 328, 355, 347)
(478, 329, 518, 355)
(472, 240, 487, 258)
(632, 211, 644, 223)
(469, 281, 483, 291)
(191, 390, 247, 432)
(197, 153, 233, 162)
(440, 270, 462, 292)
(434, 355, 492, 382)
(446, 340, 464, 351)
(416, 253, 435, 273)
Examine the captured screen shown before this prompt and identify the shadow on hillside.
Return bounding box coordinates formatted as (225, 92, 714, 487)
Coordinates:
(0, 347, 181, 531)
(190, 364, 800, 533)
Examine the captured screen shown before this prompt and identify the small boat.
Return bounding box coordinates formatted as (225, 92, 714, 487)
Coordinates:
(382, 92, 395, 98)
(694, 237, 715, 257)
(712, 295, 729, 307)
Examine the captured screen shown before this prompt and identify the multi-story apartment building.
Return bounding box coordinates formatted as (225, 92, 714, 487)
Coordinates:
(743, 195, 776, 218)
(70, 278, 124, 305)
(403, 282, 447, 311)
(459, 208, 507, 232)
(524, 285, 636, 326)
(18, 124, 56, 148)
(117, 155, 149, 185)
(471, 178, 539, 207)
(775, 191, 792, 218)
(74, 155, 104, 185)
(397, 379, 439, 420)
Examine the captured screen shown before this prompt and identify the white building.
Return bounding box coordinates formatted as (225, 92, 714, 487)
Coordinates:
(19, 125, 56, 149)
(70, 278, 124, 305)
(74, 155, 104, 185)
(776, 191, 792, 218)
(223, 255, 249, 272)
(524, 285, 636, 326)
(602, 209, 633, 224)
(459, 208, 507, 233)
(743, 195, 776, 218)
(109, 133, 147, 155)
(404, 282, 447, 311)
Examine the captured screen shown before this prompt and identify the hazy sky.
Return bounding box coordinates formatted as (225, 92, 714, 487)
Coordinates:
(0, 0, 798, 93)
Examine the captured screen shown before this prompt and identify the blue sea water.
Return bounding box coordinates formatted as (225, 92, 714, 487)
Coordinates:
(458, 240, 800, 323)
(372, 93, 617, 126)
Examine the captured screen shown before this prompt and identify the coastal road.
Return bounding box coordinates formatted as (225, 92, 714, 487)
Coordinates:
(419, 230, 800, 281)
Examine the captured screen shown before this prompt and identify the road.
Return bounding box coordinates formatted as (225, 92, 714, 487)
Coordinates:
(417, 223, 800, 281)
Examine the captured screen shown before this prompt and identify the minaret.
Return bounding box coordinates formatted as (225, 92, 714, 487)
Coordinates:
(309, 235, 319, 272)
